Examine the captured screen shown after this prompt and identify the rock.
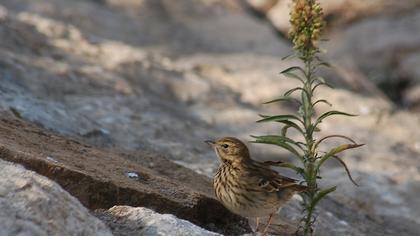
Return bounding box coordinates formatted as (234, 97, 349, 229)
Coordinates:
(0, 0, 288, 56)
(246, 0, 420, 107)
(95, 206, 221, 236)
(320, 170, 420, 235)
(325, 8, 420, 106)
(0, 115, 250, 235)
(404, 85, 420, 111)
(398, 54, 420, 109)
(247, 0, 278, 13)
(0, 0, 420, 235)
(399, 52, 420, 84)
(0, 159, 113, 236)
(0, 1, 290, 174)
(0, 4, 8, 21)
(330, 7, 420, 105)
(327, 9, 420, 81)
(246, 0, 420, 33)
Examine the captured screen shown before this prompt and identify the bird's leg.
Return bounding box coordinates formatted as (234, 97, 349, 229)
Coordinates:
(255, 217, 260, 232)
(261, 213, 274, 236)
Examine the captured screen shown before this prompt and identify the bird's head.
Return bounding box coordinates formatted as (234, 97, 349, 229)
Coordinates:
(205, 137, 250, 164)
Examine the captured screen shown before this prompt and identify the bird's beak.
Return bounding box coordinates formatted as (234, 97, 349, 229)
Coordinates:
(205, 140, 215, 146)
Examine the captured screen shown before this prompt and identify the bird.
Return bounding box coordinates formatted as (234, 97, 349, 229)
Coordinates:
(205, 137, 307, 235)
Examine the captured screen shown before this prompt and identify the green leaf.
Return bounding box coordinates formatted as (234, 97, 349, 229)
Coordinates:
(331, 155, 359, 186)
(279, 66, 306, 76)
(312, 99, 332, 107)
(317, 62, 331, 68)
(251, 135, 304, 161)
(263, 96, 301, 105)
(312, 81, 333, 92)
(314, 56, 332, 65)
(316, 143, 365, 169)
(251, 135, 304, 150)
(281, 124, 291, 136)
(312, 76, 326, 84)
(281, 53, 297, 61)
(311, 186, 336, 209)
(284, 87, 311, 98)
(282, 72, 305, 83)
(313, 110, 357, 131)
(278, 120, 305, 136)
(262, 160, 304, 174)
(257, 114, 304, 124)
(284, 87, 303, 96)
(314, 135, 357, 150)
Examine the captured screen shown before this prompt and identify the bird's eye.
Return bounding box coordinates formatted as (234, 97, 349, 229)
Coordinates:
(221, 144, 229, 148)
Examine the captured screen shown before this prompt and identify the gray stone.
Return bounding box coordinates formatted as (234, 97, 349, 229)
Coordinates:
(246, 0, 420, 33)
(0, 116, 250, 235)
(0, 0, 419, 235)
(0, 159, 113, 236)
(96, 206, 221, 236)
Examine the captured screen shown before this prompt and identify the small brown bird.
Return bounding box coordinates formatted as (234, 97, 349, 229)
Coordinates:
(206, 137, 307, 235)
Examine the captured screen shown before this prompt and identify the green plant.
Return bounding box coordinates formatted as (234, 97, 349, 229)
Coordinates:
(251, 0, 364, 235)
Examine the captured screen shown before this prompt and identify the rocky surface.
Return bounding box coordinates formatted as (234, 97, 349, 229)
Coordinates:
(0, 0, 419, 235)
(247, 0, 420, 33)
(95, 206, 221, 236)
(0, 159, 113, 236)
(0, 113, 249, 235)
(247, 0, 420, 108)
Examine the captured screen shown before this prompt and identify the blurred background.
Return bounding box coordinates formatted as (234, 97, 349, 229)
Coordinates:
(0, 0, 420, 235)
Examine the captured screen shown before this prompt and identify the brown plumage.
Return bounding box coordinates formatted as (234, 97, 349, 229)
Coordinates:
(206, 137, 307, 235)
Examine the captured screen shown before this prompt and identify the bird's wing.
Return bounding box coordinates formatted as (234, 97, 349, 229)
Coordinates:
(252, 162, 306, 193)
(257, 173, 299, 192)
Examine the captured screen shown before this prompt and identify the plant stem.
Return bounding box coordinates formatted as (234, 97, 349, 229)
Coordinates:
(302, 57, 318, 235)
